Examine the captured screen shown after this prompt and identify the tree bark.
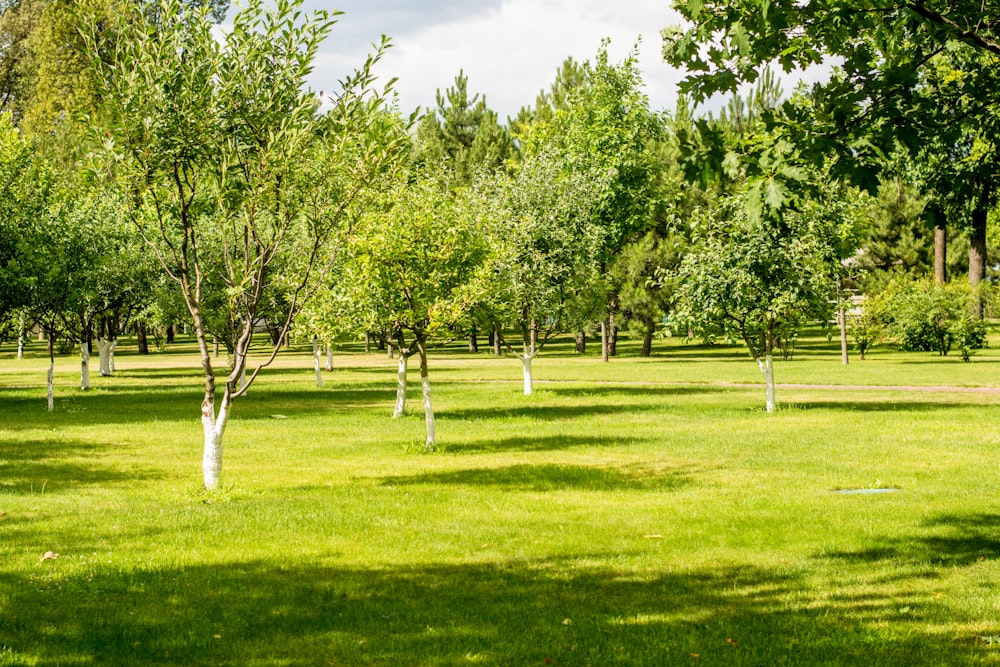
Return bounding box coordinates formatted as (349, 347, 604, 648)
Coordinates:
(608, 311, 618, 357)
(755, 332, 776, 413)
(98, 338, 115, 376)
(600, 320, 609, 363)
(392, 354, 407, 418)
(838, 302, 849, 366)
(80, 340, 91, 390)
(521, 352, 535, 396)
(934, 224, 947, 284)
(575, 330, 586, 354)
(416, 336, 435, 451)
(468, 326, 478, 353)
(325, 346, 333, 371)
(16, 314, 25, 360)
(47, 334, 55, 412)
(364, 332, 371, 354)
(641, 319, 653, 357)
(166, 325, 175, 344)
(311, 338, 323, 388)
(492, 324, 501, 356)
(201, 392, 231, 491)
(137, 322, 149, 355)
(529, 319, 538, 356)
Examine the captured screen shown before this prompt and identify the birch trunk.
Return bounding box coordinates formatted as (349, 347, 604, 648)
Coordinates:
(109, 339, 117, 373)
(392, 354, 407, 418)
(838, 304, 849, 366)
(600, 320, 609, 363)
(80, 340, 91, 390)
(416, 339, 434, 452)
(492, 325, 501, 356)
(325, 346, 333, 371)
(17, 314, 24, 360)
(311, 338, 323, 388)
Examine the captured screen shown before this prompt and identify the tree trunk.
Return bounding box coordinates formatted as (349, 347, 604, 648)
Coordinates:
(201, 391, 232, 491)
(934, 224, 947, 284)
(137, 322, 149, 355)
(47, 334, 55, 412)
(213, 335, 219, 357)
(493, 324, 501, 356)
(325, 346, 333, 371)
(416, 336, 435, 451)
(600, 320, 609, 363)
(755, 334, 776, 413)
(16, 314, 25, 360)
(970, 203, 987, 318)
(392, 354, 407, 418)
(521, 352, 535, 396)
(838, 302, 849, 366)
(529, 319, 538, 356)
(80, 340, 91, 390)
(468, 326, 478, 353)
(364, 332, 371, 354)
(311, 338, 323, 388)
(641, 319, 653, 357)
(575, 330, 586, 354)
(166, 325, 175, 344)
(97, 338, 112, 376)
(608, 311, 618, 357)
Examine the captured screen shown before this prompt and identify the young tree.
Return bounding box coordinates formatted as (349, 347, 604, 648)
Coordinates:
(85, 0, 403, 489)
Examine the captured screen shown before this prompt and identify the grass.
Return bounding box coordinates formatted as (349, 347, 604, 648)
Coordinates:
(2, 331, 1000, 665)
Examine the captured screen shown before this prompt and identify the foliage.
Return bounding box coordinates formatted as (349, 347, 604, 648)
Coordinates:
(873, 277, 987, 360)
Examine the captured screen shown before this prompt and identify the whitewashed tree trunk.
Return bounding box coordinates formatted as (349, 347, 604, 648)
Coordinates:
(98, 338, 114, 376)
(201, 395, 231, 490)
(47, 358, 54, 412)
(325, 346, 333, 371)
(756, 354, 776, 413)
(80, 341, 91, 390)
(392, 354, 408, 418)
(16, 315, 25, 360)
(521, 352, 535, 396)
(311, 338, 323, 388)
(109, 339, 117, 373)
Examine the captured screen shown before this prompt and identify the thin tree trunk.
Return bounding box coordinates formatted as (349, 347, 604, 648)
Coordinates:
(98, 338, 113, 376)
(521, 352, 535, 396)
(755, 333, 776, 413)
(601, 320, 609, 363)
(80, 340, 91, 390)
(934, 224, 947, 284)
(608, 311, 618, 357)
(575, 330, 586, 354)
(392, 354, 407, 418)
(468, 326, 478, 353)
(838, 298, 849, 366)
(213, 335, 219, 357)
(137, 322, 149, 355)
(16, 314, 25, 360)
(416, 336, 434, 451)
(325, 346, 333, 371)
(364, 332, 371, 354)
(641, 319, 653, 357)
(47, 334, 54, 412)
(202, 391, 232, 491)
(312, 338, 323, 388)
(493, 324, 501, 356)
(529, 319, 538, 356)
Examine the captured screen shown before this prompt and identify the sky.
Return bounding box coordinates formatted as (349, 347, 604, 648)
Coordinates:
(300, 0, 691, 121)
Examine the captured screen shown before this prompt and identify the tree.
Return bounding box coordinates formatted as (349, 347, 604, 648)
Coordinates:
(84, 0, 403, 489)
(346, 170, 488, 450)
(480, 150, 605, 394)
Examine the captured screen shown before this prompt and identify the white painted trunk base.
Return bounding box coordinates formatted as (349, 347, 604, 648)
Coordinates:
(392, 355, 408, 418)
(312, 339, 323, 388)
(47, 360, 54, 412)
(202, 398, 231, 490)
(325, 347, 333, 372)
(422, 375, 435, 451)
(756, 354, 776, 413)
(521, 354, 534, 396)
(80, 341, 91, 390)
(98, 338, 115, 376)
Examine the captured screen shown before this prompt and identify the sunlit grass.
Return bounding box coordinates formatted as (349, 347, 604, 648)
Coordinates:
(2, 330, 1000, 665)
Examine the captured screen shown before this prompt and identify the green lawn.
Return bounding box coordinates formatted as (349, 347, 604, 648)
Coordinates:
(2, 332, 1000, 665)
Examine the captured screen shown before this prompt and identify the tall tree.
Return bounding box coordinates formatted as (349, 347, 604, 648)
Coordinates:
(84, 0, 403, 489)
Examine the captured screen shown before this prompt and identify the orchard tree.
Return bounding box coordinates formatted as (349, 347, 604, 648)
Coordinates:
(480, 150, 605, 394)
(84, 0, 404, 489)
(347, 171, 488, 450)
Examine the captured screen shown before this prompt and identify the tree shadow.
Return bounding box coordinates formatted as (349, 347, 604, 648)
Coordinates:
(440, 401, 665, 423)
(781, 400, 987, 413)
(2, 556, 990, 666)
(444, 434, 655, 454)
(822, 513, 1000, 567)
(374, 462, 697, 493)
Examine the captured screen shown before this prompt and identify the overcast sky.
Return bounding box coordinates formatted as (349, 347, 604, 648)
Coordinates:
(301, 0, 688, 121)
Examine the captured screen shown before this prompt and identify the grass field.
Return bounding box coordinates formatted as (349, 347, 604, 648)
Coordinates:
(2, 331, 1000, 665)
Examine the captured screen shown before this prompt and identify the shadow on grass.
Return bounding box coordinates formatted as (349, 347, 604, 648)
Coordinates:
(375, 463, 695, 492)
(446, 434, 655, 454)
(2, 555, 988, 666)
(822, 513, 1000, 567)
(440, 401, 665, 423)
(543, 385, 732, 399)
(0, 437, 163, 494)
(782, 400, 991, 413)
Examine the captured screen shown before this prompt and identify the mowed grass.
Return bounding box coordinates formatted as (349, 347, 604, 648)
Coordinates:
(2, 332, 1000, 665)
